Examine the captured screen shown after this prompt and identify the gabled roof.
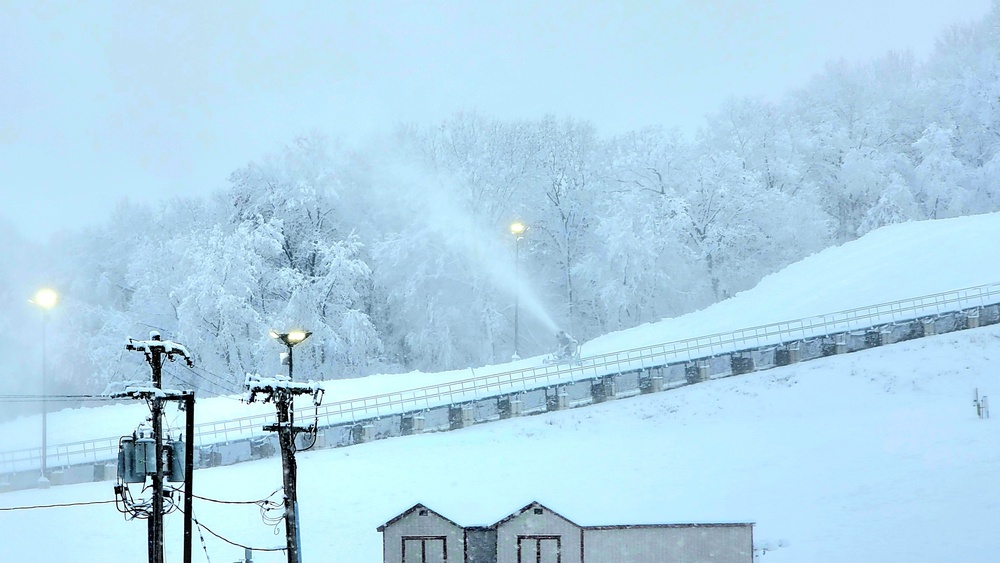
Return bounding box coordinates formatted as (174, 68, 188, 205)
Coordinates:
(491, 501, 580, 529)
(377, 503, 464, 532)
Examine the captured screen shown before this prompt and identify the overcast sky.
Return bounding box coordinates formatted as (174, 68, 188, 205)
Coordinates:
(0, 0, 992, 241)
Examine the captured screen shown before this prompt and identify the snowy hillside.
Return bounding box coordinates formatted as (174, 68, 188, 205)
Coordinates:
(1, 324, 997, 562)
(4, 213, 1000, 448)
(586, 212, 1000, 352)
(2, 214, 1000, 562)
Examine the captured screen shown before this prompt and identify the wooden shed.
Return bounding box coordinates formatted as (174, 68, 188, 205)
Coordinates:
(495, 502, 582, 563)
(378, 501, 753, 563)
(378, 503, 466, 563)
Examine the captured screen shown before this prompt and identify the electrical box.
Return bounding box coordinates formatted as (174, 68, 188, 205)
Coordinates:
(135, 435, 156, 477)
(118, 438, 145, 483)
(166, 439, 185, 482)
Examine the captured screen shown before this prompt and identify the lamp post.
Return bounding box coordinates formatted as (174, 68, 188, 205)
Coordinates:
(30, 288, 57, 488)
(268, 328, 312, 563)
(269, 330, 312, 381)
(510, 222, 526, 360)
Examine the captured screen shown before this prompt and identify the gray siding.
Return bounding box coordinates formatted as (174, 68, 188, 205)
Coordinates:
(466, 528, 498, 563)
(497, 509, 582, 563)
(382, 510, 465, 563)
(582, 525, 752, 563)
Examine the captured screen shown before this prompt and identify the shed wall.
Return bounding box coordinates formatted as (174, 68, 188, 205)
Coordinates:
(582, 525, 752, 563)
(382, 510, 465, 563)
(497, 510, 582, 563)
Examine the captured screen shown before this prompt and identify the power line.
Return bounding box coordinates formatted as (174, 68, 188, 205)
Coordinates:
(0, 499, 117, 511)
(160, 362, 232, 395)
(179, 506, 287, 553)
(175, 364, 242, 397)
(187, 364, 243, 393)
(188, 489, 281, 506)
(0, 394, 120, 403)
(173, 487, 285, 529)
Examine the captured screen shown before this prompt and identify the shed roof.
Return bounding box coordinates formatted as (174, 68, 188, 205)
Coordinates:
(377, 503, 463, 532)
(491, 501, 580, 529)
(377, 500, 754, 532)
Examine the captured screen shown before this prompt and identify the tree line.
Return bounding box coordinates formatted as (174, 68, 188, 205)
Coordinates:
(3, 6, 1000, 406)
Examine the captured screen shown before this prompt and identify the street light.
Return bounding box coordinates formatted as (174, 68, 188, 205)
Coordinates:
(510, 222, 526, 360)
(269, 330, 312, 381)
(30, 288, 57, 488)
(268, 329, 312, 563)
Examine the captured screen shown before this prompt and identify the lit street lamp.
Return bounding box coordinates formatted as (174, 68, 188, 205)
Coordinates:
(30, 288, 57, 488)
(269, 330, 312, 381)
(268, 329, 312, 563)
(510, 222, 526, 360)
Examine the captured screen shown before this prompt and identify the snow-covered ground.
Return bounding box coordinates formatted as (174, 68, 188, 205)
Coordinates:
(2, 214, 1000, 561)
(1, 325, 997, 562)
(5, 213, 1000, 449)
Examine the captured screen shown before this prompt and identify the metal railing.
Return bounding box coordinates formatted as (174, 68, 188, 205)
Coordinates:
(3, 281, 999, 475)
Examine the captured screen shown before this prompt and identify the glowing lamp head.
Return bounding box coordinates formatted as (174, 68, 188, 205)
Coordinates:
(270, 329, 312, 347)
(33, 289, 58, 310)
(510, 222, 526, 236)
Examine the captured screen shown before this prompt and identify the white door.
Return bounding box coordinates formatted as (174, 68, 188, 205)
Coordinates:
(518, 536, 561, 563)
(402, 536, 447, 563)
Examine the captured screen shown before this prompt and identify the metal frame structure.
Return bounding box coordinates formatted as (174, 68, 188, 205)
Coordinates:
(4, 282, 1000, 475)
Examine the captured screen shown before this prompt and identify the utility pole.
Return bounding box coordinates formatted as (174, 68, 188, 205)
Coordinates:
(274, 390, 302, 563)
(124, 331, 193, 563)
(246, 330, 323, 563)
(510, 222, 526, 361)
(182, 391, 195, 563)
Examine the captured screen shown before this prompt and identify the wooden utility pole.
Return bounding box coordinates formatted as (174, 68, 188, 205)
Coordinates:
(249, 330, 321, 563)
(150, 342, 164, 563)
(245, 367, 322, 563)
(271, 392, 303, 563)
(182, 391, 195, 563)
(248, 375, 319, 563)
(125, 332, 193, 563)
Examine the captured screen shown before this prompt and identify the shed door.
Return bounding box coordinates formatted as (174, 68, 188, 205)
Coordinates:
(402, 536, 447, 563)
(517, 535, 561, 563)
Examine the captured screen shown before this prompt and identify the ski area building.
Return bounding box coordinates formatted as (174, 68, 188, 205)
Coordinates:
(377, 501, 753, 563)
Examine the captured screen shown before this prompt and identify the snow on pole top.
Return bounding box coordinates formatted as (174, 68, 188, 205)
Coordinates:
(125, 335, 194, 366)
(243, 373, 325, 405)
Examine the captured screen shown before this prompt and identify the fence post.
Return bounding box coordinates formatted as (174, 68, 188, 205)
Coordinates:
(789, 343, 800, 364)
(835, 334, 847, 355)
(698, 360, 711, 382)
(650, 370, 664, 393)
(557, 387, 568, 410)
(922, 318, 936, 336)
(967, 309, 981, 329)
(880, 327, 895, 346)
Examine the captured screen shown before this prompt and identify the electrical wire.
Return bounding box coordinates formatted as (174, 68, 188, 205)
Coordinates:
(193, 511, 213, 563)
(0, 499, 117, 511)
(186, 488, 282, 506)
(0, 394, 120, 403)
(186, 364, 242, 392)
(295, 403, 321, 452)
(179, 505, 287, 553)
(163, 365, 240, 402)
(102, 346, 129, 391)
(175, 487, 286, 530)
(177, 365, 243, 397)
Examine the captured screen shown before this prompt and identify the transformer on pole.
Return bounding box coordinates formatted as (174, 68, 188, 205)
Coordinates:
(114, 331, 195, 563)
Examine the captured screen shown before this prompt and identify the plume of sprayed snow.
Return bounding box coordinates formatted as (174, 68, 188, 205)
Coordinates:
(374, 155, 559, 333)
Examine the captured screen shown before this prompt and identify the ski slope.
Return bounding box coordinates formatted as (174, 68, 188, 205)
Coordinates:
(1, 325, 997, 562)
(2, 213, 1000, 562)
(5, 213, 1000, 449)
